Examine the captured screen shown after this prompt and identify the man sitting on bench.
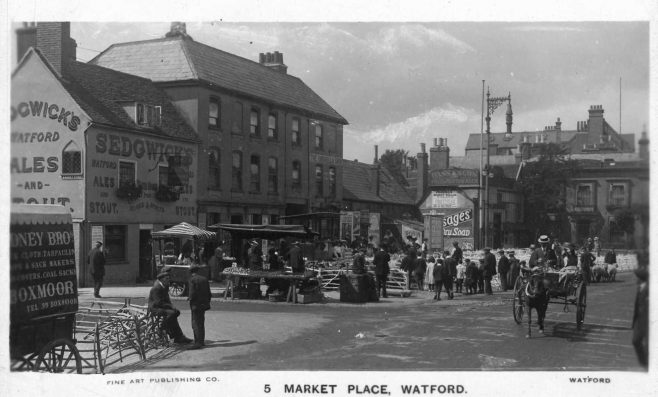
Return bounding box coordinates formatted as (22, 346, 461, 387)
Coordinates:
(148, 268, 192, 345)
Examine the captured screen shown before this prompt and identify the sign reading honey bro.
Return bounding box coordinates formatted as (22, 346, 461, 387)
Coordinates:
(10, 205, 78, 323)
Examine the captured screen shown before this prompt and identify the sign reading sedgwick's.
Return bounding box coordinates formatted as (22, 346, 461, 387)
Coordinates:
(11, 99, 83, 131)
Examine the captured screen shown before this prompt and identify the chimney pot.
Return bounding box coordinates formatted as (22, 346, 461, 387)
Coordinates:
(259, 53, 265, 63)
(433, 138, 438, 147)
(420, 143, 426, 153)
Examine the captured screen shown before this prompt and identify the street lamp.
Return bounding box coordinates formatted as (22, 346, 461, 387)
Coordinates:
(483, 88, 511, 248)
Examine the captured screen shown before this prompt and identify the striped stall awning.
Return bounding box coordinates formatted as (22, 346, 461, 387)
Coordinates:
(151, 222, 217, 240)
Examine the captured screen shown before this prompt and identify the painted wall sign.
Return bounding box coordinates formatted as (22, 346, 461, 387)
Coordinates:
(431, 192, 458, 208)
(11, 52, 91, 217)
(86, 128, 198, 223)
(429, 168, 479, 186)
(10, 217, 78, 321)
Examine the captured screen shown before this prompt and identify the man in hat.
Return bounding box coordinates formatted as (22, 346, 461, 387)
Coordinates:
(148, 268, 192, 344)
(288, 241, 305, 274)
(373, 245, 391, 298)
(483, 247, 497, 295)
(497, 249, 511, 291)
(248, 239, 263, 270)
(451, 241, 463, 265)
(187, 263, 211, 349)
(88, 241, 106, 298)
(529, 235, 558, 268)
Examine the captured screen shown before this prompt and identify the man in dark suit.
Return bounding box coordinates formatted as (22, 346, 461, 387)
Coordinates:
(288, 241, 305, 274)
(483, 247, 497, 295)
(451, 241, 463, 264)
(88, 241, 106, 298)
(187, 263, 211, 349)
(373, 246, 391, 298)
(443, 250, 457, 299)
(148, 269, 192, 345)
(497, 250, 511, 291)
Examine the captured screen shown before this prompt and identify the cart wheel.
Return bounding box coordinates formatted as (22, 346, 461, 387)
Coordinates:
(512, 276, 525, 324)
(576, 284, 587, 330)
(35, 338, 82, 374)
(169, 282, 186, 297)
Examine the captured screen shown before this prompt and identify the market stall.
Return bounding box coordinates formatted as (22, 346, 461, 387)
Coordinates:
(210, 224, 322, 303)
(151, 222, 216, 296)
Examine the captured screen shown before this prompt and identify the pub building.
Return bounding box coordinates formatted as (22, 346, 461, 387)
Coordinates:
(11, 23, 201, 286)
(90, 22, 349, 238)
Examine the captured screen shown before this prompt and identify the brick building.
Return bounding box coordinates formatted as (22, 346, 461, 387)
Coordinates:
(12, 23, 201, 285)
(90, 23, 348, 236)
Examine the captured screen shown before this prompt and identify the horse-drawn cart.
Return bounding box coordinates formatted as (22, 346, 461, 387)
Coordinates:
(10, 204, 82, 373)
(512, 265, 587, 331)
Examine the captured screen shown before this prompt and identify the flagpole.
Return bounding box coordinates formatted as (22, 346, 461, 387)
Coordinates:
(479, 80, 485, 249)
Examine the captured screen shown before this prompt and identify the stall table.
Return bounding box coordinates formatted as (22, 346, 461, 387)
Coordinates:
(222, 269, 318, 303)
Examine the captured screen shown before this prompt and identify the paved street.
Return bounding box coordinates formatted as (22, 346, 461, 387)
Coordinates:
(84, 270, 643, 373)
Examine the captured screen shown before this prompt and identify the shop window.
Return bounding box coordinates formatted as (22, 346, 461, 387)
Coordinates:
(118, 161, 136, 188)
(250, 155, 261, 192)
(329, 166, 336, 197)
(609, 218, 626, 245)
(251, 214, 263, 225)
(209, 97, 221, 129)
(268, 113, 278, 140)
(105, 225, 127, 262)
(232, 151, 242, 191)
(268, 157, 278, 194)
(292, 161, 301, 188)
(576, 184, 593, 207)
(250, 108, 260, 137)
(230, 214, 243, 224)
(315, 165, 323, 196)
(270, 214, 279, 225)
(315, 123, 323, 149)
(291, 118, 301, 146)
(62, 141, 82, 175)
(207, 212, 221, 228)
(208, 147, 221, 190)
(608, 183, 628, 207)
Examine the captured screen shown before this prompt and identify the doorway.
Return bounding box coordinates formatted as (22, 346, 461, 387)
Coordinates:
(138, 230, 153, 282)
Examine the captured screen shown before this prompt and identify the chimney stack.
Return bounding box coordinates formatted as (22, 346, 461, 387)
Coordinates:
(166, 22, 192, 39)
(16, 22, 37, 61)
(417, 143, 429, 203)
(373, 145, 379, 164)
(430, 137, 450, 171)
(587, 105, 605, 146)
(258, 51, 288, 74)
(35, 22, 77, 76)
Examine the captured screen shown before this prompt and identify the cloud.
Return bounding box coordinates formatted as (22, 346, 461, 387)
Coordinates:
(371, 25, 476, 55)
(343, 104, 481, 161)
(506, 25, 585, 32)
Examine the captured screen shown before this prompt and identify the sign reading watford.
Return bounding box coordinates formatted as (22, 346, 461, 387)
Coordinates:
(10, 205, 78, 323)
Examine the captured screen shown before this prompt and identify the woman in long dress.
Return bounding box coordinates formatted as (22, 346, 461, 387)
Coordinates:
(425, 254, 436, 292)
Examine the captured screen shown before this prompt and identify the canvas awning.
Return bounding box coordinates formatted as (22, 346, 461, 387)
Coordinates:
(151, 222, 217, 240)
(209, 223, 318, 240)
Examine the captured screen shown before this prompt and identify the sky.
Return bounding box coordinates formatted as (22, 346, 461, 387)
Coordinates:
(7, 5, 653, 164)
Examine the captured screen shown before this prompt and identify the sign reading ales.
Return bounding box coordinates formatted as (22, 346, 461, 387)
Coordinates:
(10, 206, 78, 322)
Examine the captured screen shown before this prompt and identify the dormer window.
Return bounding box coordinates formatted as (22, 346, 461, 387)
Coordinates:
(133, 102, 162, 127)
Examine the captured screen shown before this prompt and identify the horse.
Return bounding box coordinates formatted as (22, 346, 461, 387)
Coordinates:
(524, 273, 549, 338)
(606, 264, 618, 282)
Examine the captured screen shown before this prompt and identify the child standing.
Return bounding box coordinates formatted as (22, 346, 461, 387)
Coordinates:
(456, 259, 466, 293)
(433, 258, 444, 300)
(425, 255, 436, 291)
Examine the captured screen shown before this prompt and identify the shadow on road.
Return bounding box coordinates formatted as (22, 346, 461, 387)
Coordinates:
(206, 340, 258, 348)
(547, 321, 631, 342)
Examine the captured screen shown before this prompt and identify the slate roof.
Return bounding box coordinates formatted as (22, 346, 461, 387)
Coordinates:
(90, 36, 348, 125)
(342, 160, 416, 205)
(61, 59, 199, 141)
(465, 128, 635, 154)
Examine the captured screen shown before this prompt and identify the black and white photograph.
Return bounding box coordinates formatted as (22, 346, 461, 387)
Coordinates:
(2, 1, 656, 396)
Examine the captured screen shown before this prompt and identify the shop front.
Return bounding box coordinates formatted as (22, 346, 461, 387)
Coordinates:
(420, 190, 476, 252)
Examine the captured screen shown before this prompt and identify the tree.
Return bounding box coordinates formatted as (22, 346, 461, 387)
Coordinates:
(517, 143, 575, 241)
(379, 149, 410, 187)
